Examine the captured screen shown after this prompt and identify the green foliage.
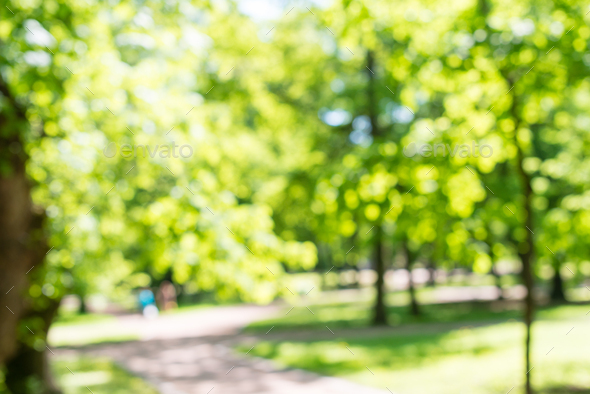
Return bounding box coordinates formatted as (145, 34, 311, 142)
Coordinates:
(51, 357, 159, 394)
(3, 0, 589, 309)
(3, 0, 590, 392)
(266, 0, 590, 285)
(3, 0, 319, 308)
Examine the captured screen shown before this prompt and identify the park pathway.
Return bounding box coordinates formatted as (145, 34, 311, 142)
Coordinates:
(55, 304, 391, 394)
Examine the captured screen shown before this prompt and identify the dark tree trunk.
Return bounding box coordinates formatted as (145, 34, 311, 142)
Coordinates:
(517, 155, 535, 394)
(318, 243, 332, 289)
(0, 76, 54, 392)
(364, 50, 387, 326)
(492, 267, 505, 300)
(372, 224, 387, 325)
(426, 263, 436, 288)
(79, 295, 88, 314)
(479, 1, 535, 388)
(5, 300, 61, 394)
(352, 264, 361, 289)
(408, 271, 420, 316)
(550, 262, 566, 302)
(402, 242, 420, 316)
(511, 89, 536, 394)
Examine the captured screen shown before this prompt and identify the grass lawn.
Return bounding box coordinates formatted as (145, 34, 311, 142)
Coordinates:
(245, 297, 527, 332)
(48, 325, 139, 348)
(51, 356, 159, 394)
(53, 312, 115, 327)
(49, 312, 139, 347)
(240, 301, 590, 394)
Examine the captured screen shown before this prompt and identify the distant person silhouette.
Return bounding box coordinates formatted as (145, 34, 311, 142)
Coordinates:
(138, 288, 159, 319)
(156, 281, 178, 311)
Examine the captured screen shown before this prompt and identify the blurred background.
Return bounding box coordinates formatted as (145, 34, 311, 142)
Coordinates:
(1, 0, 590, 393)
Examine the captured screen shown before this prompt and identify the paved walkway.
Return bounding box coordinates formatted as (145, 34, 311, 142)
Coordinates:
(54, 304, 390, 394)
(50, 305, 279, 345)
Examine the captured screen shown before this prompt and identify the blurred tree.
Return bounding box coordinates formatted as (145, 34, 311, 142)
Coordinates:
(3, 1, 590, 394)
(416, 0, 590, 392)
(0, 1, 74, 391)
(276, 0, 590, 391)
(1, 0, 318, 392)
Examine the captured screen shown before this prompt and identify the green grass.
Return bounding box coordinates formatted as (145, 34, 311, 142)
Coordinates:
(48, 313, 139, 347)
(49, 334, 140, 348)
(239, 303, 590, 394)
(53, 312, 115, 327)
(245, 299, 526, 332)
(51, 356, 159, 394)
(245, 296, 590, 333)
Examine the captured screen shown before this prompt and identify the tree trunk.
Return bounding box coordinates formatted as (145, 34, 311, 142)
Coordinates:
(501, 65, 536, 393)
(517, 159, 535, 394)
(363, 50, 387, 326)
(318, 243, 332, 289)
(512, 100, 536, 394)
(492, 267, 505, 300)
(550, 262, 566, 302)
(408, 269, 420, 316)
(402, 241, 420, 316)
(372, 224, 387, 325)
(0, 154, 38, 367)
(0, 76, 53, 392)
(5, 300, 61, 394)
(79, 295, 88, 314)
(426, 263, 436, 288)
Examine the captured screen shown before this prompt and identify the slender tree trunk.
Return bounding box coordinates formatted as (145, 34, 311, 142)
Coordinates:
(318, 243, 332, 289)
(79, 294, 88, 314)
(408, 269, 420, 316)
(492, 267, 505, 300)
(517, 156, 535, 394)
(550, 261, 566, 302)
(512, 101, 535, 394)
(477, 5, 535, 389)
(426, 263, 436, 288)
(352, 264, 361, 289)
(372, 224, 387, 325)
(364, 50, 387, 326)
(402, 241, 420, 316)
